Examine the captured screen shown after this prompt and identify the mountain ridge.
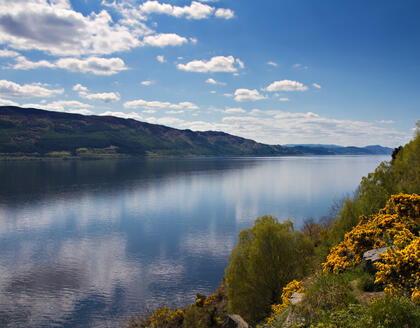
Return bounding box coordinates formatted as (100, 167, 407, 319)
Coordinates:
(0, 106, 393, 158)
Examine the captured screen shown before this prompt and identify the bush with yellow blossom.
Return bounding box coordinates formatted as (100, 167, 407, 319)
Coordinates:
(264, 280, 304, 326)
(322, 194, 420, 303)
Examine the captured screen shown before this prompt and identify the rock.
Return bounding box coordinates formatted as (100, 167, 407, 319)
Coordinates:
(222, 314, 249, 328)
(289, 292, 304, 305)
(362, 247, 390, 274)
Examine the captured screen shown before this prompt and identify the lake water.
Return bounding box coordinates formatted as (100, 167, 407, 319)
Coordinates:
(0, 155, 388, 327)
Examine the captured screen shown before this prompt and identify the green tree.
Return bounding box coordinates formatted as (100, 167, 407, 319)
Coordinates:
(328, 122, 420, 244)
(225, 215, 314, 324)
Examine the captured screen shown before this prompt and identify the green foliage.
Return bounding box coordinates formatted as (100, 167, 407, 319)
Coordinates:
(365, 296, 420, 328)
(327, 128, 420, 245)
(225, 215, 314, 324)
(305, 297, 420, 328)
(357, 272, 382, 292)
(296, 272, 358, 324)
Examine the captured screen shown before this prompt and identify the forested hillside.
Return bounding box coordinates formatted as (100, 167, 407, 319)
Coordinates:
(0, 106, 391, 158)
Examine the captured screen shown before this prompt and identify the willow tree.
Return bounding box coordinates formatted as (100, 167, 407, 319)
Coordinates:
(225, 215, 314, 324)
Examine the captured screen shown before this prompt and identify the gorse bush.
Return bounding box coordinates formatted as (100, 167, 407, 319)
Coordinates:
(323, 194, 420, 303)
(225, 215, 314, 324)
(264, 280, 304, 325)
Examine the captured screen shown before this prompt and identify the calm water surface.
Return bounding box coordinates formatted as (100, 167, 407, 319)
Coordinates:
(0, 156, 388, 327)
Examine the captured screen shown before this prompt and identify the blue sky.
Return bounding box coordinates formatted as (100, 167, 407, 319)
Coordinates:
(0, 0, 419, 147)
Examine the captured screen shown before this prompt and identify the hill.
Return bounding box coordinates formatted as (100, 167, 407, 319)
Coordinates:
(0, 106, 392, 158)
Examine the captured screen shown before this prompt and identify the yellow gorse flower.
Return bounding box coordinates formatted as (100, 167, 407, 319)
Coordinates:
(264, 280, 304, 325)
(322, 194, 420, 303)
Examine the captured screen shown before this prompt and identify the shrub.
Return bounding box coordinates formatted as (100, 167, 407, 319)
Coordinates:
(323, 194, 419, 276)
(366, 296, 420, 328)
(295, 273, 358, 324)
(225, 215, 314, 324)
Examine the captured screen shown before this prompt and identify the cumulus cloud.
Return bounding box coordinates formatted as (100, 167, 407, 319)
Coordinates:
(0, 80, 63, 98)
(139, 1, 234, 20)
(218, 110, 408, 146)
(143, 33, 188, 47)
(312, 83, 322, 89)
(265, 80, 308, 92)
(234, 88, 266, 102)
(0, 0, 147, 56)
(140, 1, 214, 19)
(224, 107, 246, 114)
(12, 56, 128, 75)
(267, 61, 278, 67)
(156, 55, 166, 63)
(0, 98, 19, 106)
(124, 99, 199, 110)
(377, 120, 395, 124)
(22, 100, 93, 114)
(12, 56, 56, 70)
(205, 78, 226, 85)
(0, 49, 19, 57)
(140, 80, 154, 86)
(100, 111, 143, 121)
(55, 57, 127, 75)
(293, 63, 308, 70)
(215, 8, 234, 19)
(73, 84, 120, 103)
(177, 56, 243, 73)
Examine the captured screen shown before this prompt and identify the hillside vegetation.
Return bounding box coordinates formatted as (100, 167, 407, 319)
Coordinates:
(0, 106, 391, 158)
(127, 122, 419, 328)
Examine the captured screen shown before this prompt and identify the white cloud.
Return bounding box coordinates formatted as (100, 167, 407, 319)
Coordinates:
(235, 58, 245, 69)
(140, 1, 228, 20)
(205, 78, 226, 85)
(100, 111, 143, 121)
(12, 56, 128, 75)
(234, 88, 266, 102)
(72, 84, 88, 92)
(377, 120, 395, 124)
(0, 98, 19, 106)
(224, 93, 233, 97)
(166, 110, 184, 114)
(132, 109, 408, 147)
(177, 55, 243, 73)
(73, 84, 120, 103)
(79, 92, 120, 103)
(124, 99, 198, 110)
(312, 83, 322, 89)
(267, 61, 278, 67)
(217, 110, 408, 146)
(0, 49, 19, 57)
(142, 109, 156, 114)
(0, 80, 63, 98)
(0, 0, 148, 56)
(156, 55, 166, 63)
(22, 100, 93, 114)
(55, 57, 128, 75)
(143, 33, 188, 47)
(140, 80, 154, 86)
(189, 37, 198, 44)
(224, 107, 246, 114)
(265, 80, 308, 92)
(12, 56, 56, 70)
(210, 90, 216, 94)
(293, 63, 308, 70)
(215, 8, 234, 19)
